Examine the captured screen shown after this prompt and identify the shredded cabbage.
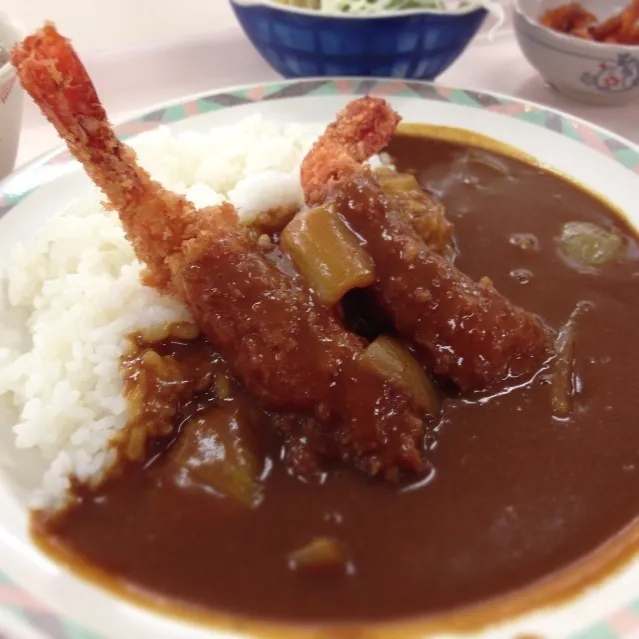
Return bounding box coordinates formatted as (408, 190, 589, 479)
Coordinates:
(272, 0, 503, 20)
(319, 0, 473, 12)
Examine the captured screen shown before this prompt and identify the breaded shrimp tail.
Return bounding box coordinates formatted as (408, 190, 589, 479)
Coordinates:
(301, 96, 401, 207)
(11, 22, 198, 290)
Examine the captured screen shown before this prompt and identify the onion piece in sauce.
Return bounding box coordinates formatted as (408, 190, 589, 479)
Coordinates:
(559, 221, 623, 269)
(361, 335, 440, 418)
(288, 537, 353, 575)
(550, 323, 576, 418)
(548, 301, 592, 418)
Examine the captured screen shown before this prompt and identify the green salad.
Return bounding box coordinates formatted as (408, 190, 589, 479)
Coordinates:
(274, 0, 475, 13)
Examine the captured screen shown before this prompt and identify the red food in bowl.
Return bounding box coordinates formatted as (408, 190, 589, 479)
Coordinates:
(541, 0, 639, 44)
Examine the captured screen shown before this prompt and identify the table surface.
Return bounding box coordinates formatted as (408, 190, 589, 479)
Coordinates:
(1, 2, 638, 638)
(9, 2, 638, 169)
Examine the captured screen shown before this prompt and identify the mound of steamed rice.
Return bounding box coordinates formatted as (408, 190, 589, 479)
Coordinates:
(0, 115, 323, 508)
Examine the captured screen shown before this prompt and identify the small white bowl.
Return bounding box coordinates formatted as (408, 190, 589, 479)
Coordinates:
(513, 0, 639, 106)
(0, 12, 23, 179)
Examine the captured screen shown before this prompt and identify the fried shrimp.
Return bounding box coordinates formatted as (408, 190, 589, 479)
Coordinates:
(302, 96, 454, 252)
(301, 97, 401, 208)
(12, 23, 429, 480)
(301, 97, 552, 390)
(332, 172, 553, 390)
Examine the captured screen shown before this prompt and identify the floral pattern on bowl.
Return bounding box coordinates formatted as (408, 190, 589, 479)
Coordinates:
(581, 53, 639, 94)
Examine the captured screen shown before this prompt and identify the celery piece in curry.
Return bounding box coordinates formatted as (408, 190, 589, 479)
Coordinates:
(281, 205, 376, 306)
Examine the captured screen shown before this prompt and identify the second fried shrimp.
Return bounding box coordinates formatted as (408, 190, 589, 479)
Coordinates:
(300, 96, 552, 390)
(330, 172, 552, 390)
(302, 97, 401, 208)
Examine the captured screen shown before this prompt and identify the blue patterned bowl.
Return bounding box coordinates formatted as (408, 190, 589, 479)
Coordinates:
(229, 1, 488, 80)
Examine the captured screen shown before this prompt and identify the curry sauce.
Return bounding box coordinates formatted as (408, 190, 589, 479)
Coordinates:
(33, 131, 639, 634)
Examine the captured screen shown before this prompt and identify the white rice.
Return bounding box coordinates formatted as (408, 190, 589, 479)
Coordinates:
(0, 115, 323, 509)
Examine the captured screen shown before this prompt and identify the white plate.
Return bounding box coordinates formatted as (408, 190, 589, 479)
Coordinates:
(1, 78, 639, 639)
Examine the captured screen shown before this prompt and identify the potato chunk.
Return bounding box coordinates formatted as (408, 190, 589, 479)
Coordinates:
(169, 401, 264, 507)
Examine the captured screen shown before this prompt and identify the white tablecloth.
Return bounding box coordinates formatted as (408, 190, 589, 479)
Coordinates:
(14, 3, 637, 168)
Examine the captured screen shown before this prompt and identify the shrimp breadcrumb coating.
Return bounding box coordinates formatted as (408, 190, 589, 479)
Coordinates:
(300, 97, 553, 390)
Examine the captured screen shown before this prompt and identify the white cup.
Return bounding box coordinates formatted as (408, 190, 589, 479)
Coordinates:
(0, 12, 23, 180)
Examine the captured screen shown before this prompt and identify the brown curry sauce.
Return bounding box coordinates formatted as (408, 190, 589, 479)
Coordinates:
(33, 129, 639, 634)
